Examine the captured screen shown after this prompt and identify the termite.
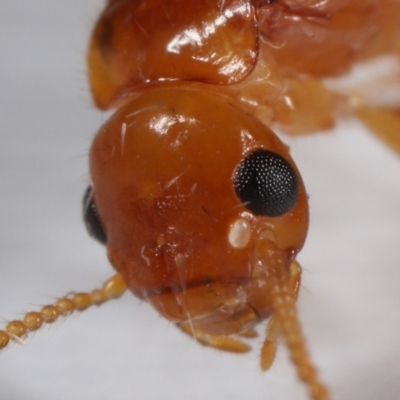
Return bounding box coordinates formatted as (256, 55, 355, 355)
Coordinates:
(1, 1, 400, 400)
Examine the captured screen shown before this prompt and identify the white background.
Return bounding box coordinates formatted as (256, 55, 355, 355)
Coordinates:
(1, 1, 400, 399)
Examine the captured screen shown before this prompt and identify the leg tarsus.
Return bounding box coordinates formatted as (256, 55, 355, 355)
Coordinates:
(356, 106, 400, 155)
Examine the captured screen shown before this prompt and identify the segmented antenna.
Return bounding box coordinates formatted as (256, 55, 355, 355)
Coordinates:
(267, 261, 330, 400)
(0, 274, 126, 350)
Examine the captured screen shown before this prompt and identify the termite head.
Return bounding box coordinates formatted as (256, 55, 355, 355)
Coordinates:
(85, 85, 308, 332)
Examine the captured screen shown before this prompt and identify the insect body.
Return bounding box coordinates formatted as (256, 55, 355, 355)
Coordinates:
(1, 1, 400, 399)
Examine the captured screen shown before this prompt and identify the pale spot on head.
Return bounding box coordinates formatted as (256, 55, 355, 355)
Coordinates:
(228, 218, 251, 249)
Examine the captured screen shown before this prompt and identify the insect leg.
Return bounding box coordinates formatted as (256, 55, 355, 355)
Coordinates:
(356, 107, 400, 155)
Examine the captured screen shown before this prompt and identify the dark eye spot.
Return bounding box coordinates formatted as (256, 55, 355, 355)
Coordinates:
(83, 186, 107, 245)
(233, 149, 299, 217)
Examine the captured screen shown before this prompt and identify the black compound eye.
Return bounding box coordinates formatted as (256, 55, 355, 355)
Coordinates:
(83, 186, 107, 245)
(233, 149, 299, 217)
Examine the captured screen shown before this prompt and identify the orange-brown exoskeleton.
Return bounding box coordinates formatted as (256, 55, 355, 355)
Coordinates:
(2, 1, 400, 400)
